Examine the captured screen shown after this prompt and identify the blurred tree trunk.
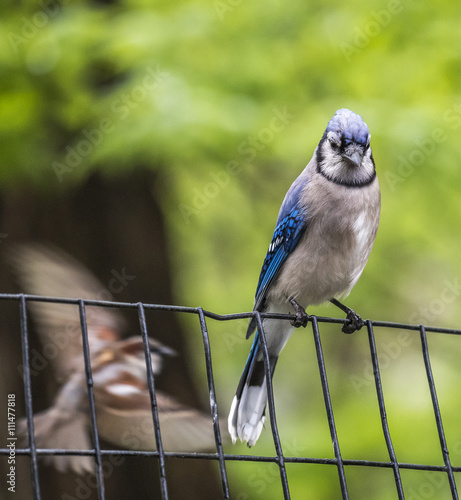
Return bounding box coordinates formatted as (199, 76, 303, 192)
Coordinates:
(0, 169, 224, 500)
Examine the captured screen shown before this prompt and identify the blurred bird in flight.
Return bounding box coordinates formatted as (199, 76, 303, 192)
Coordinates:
(9, 244, 219, 474)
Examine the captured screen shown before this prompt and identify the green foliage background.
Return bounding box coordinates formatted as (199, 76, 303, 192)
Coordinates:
(2, 0, 461, 498)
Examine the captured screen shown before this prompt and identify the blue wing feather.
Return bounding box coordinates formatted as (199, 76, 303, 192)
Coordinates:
(245, 170, 310, 338)
(246, 206, 308, 338)
(254, 208, 307, 306)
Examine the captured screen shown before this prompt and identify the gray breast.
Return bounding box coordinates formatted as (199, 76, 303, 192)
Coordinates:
(268, 173, 380, 307)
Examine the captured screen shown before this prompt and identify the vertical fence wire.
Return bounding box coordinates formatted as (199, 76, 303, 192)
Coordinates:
(196, 308, 230, 499)
(137, 302, 169, 500)
(78, 300, 106, 500)
(311, 315, 349, 500)
(419, 325, 459, 499)
(255, 311, 291, 500)
(19, 295, 41, 500)
(365, 320, 404, 499)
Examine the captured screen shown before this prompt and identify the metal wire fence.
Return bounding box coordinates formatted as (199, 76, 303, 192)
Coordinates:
(1, 293, 461, 500)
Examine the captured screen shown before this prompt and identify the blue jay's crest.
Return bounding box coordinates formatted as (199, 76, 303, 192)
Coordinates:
(325, 108, 370, 147)
(229, 108, 380, 447)
(316, 108, 375, 187)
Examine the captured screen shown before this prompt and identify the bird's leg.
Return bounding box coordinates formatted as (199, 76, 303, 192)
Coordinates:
(289, 298, 309, 328)
(330, 298, 364, 334)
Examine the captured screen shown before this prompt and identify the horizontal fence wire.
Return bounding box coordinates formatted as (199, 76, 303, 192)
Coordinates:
(1, 293, 461, 500)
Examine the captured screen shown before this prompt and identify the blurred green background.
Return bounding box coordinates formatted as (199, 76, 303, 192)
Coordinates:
(1, 0, 461, 499)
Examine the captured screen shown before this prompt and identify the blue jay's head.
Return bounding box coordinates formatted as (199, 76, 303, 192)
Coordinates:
(316, 109, 376, 187)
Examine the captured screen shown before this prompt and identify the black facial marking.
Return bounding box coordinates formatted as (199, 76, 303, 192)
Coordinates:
(316, 135, 376, 188)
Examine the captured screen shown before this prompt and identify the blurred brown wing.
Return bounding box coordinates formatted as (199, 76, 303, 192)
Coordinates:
(7, 244, 125, 380)
(93, 368, 224, 452)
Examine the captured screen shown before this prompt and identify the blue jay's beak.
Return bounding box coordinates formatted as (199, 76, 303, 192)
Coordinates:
(342, 149, 363, 168)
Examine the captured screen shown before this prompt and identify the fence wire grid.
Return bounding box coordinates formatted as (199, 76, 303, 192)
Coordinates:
(1, 292, 461, 500)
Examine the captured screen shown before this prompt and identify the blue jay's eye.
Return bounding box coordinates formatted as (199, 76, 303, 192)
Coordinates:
(366, 134, 371, 149)
(327, 131, 341, 149)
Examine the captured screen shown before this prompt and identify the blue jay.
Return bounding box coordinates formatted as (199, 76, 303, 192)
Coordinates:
(228, 109, 380, 446)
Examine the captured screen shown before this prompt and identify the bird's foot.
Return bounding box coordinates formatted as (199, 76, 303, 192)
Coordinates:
(289, 298, 309, 328)
(342, 308, 364, 334)
(329, 298, 364, 334)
